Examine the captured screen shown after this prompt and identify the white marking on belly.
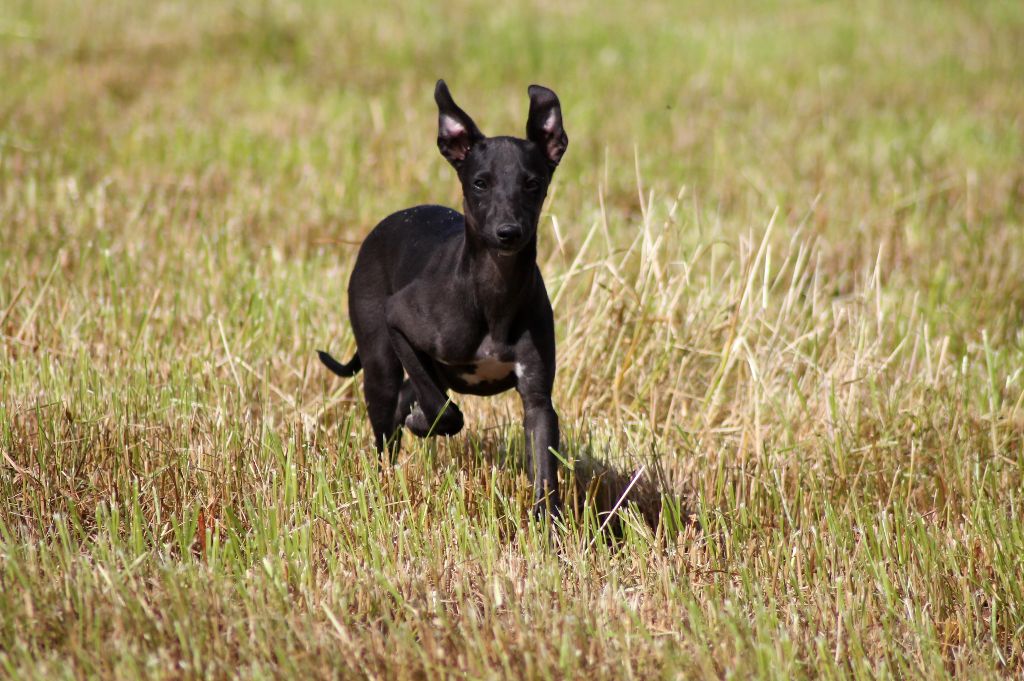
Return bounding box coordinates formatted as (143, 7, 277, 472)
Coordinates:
(515, 363, 526, 379)
(460, 358, 516, 385)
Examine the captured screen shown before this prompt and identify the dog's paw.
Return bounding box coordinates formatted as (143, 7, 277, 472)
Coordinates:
(405, 403, 464, 437)
(405, 405, 432, 436)
(435, 405, 465, 435)
(531, 497, 563, 524)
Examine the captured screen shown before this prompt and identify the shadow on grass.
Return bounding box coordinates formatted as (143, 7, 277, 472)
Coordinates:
(459, 424, 700, 543)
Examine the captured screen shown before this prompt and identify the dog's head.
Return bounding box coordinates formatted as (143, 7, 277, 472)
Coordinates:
(434, 80, 568, 255)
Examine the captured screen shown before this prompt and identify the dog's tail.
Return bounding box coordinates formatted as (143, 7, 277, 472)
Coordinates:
(317, 350, 362, 377)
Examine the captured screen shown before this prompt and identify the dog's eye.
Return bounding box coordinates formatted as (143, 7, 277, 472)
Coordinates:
(524, 178, 541, 191)
(473, 178, 489, 191)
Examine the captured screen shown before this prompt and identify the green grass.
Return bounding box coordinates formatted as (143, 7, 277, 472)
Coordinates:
(2, 0, 1024, 677)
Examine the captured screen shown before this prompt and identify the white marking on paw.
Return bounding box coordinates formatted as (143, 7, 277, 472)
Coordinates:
(515, 363, 526, 379)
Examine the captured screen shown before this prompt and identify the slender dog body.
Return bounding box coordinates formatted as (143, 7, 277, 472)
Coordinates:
(320, 80, 568, 515)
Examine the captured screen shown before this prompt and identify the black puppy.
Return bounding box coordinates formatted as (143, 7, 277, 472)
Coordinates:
(319, 79, 568, 515)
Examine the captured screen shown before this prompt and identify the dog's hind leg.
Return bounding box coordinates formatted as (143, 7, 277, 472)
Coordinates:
(361, 348, 405, 459)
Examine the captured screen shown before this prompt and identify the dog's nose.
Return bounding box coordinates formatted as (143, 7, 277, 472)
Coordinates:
(496, 224, 523, 244)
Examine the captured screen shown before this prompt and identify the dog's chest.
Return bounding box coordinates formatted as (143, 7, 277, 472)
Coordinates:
(456, 357, 520, 385)
(439, 336, 520, 386)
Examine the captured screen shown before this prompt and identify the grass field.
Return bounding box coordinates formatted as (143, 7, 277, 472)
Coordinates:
(2, 0, 1024, 677)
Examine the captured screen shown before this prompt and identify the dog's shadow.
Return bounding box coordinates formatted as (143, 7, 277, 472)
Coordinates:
(456, 424, 699, 543)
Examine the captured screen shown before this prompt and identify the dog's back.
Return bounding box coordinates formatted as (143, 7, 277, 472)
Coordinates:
(350, 205, 464, 298)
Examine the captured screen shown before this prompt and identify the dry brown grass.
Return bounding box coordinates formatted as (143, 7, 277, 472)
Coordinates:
(2, 0, 1024, 678)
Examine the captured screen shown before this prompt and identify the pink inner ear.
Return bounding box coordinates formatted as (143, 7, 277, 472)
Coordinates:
(441, 115, 466, 139)
(542, 110, 560, 133)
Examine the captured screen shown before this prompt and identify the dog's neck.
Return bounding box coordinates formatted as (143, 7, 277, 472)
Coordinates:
(460, 220, 537, 332)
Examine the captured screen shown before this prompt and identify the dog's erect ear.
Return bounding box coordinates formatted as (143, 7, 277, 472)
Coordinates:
(526, 84, 568, 169)
(435, 80, 485, 169)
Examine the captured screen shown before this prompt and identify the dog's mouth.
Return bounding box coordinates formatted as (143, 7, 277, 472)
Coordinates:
(492, 244, 527, 257)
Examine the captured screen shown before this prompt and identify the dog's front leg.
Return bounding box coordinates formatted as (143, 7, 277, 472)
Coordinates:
(521, 391, 561, 517)
(520, 311, 561, 518)
(516, 329, 561, 517)
(384, 303, 464, 437)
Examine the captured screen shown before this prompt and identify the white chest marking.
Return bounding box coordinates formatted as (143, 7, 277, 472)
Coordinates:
(459, 358, 516, 385)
